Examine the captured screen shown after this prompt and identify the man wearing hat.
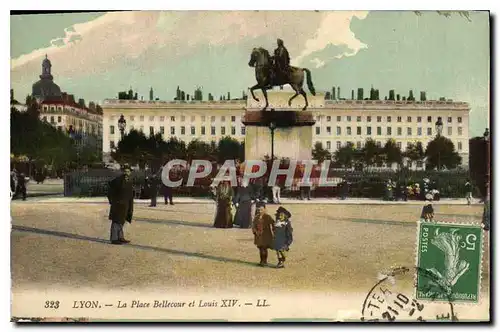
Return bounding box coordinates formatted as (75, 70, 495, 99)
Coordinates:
(252, 202, 275, 267)
(272, 206, 294, 268)
(107, 164, 134, 244)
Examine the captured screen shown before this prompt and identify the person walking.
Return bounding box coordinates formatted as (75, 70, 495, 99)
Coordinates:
(107, 164, 134, 245)
(233, 179, 254, 228)
(149, 173, 160, 207)
(252, 202, 275, 267)
(272, 206, 294, 268)
(465, 179, 473, 205)
(420, 193, 435, 222)
(16, 172, 27, 201)
(213, 181, 234, 228)
(272, 174, 284, 204)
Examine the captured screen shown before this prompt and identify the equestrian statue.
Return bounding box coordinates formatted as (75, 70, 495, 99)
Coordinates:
(248, 39, 316, 111)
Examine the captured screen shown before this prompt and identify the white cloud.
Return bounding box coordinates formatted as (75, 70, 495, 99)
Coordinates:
(310, 58, 326, 68)
(11, 11, 368, 95)
(293, 11, 369, 67)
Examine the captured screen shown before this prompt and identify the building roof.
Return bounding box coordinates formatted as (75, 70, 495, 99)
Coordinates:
(32, 79, 62, 100)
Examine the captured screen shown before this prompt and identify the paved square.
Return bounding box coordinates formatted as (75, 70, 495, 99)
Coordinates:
(11, 200, 489, 297)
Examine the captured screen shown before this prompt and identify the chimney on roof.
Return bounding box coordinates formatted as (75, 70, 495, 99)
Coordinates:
(389, 90, 395, 101)
(420, 91, 427, 101)
(10, 89, 13, 102)
(357, 88, 364, 100)
(78, 98, 86, 108)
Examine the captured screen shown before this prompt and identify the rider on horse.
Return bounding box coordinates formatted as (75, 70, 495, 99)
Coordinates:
(273, 39, 290, 85)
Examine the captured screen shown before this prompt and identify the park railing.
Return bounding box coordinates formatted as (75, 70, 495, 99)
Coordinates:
(64, 168, 474, 199)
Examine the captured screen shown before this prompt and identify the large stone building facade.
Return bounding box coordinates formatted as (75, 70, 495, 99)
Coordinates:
(23, 55, 104, 152)
(102, 91, 470, 168)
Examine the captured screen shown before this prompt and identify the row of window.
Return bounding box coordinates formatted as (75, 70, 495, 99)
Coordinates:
(315, 126, 463, 136)
(316, 115, 463, 124)
(42, 105, 99, 120)
(110, 125, 246, 136)
(42, 115, 102, 128)
(320, 140, 464, 152)
(109, 114, 464, 125)
(110, 115, 239, 123)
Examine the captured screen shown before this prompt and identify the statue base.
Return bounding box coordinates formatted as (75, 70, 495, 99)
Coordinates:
(242, 110, 315, 161)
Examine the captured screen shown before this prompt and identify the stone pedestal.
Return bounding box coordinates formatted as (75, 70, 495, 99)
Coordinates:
(242, 110, 315, 161)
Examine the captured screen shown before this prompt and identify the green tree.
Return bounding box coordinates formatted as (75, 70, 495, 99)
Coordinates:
(383, 139, 403, 167)
(334, 142, 356, 168)
(112, 129, 149, 168)
(164, 137, 187, 161)
(425, 136, 462, 170)
(187, 139, 214, 161)
(362, 139, 382, 167)
(404, 142, 425, 167)
(217, 136, 242, 164)
(11, 108, 76, 174)
(312, 141, 331, 164)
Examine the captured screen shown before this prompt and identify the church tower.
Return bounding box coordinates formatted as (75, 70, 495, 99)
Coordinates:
(32, 54, 61, 101)
(40, 54, 54, 80)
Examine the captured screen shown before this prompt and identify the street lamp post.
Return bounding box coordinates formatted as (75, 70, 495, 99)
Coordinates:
(484, 128, 490, 202)
(435, 117, 443, 170)
(118, 114, 127, 140)
(269, 121, 276, 162)
(268, 120, 277, 203)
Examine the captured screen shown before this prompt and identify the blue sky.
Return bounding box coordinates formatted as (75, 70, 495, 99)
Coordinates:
(10, 11, 489, 136)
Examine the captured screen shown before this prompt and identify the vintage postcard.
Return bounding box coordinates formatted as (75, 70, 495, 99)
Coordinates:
(9, 10, 490, 322)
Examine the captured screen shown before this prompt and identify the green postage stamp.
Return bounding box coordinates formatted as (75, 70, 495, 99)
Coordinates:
(416, 222, 483, 303)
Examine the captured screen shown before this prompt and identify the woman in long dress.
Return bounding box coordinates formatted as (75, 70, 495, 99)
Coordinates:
(233, 179, 254, 228)
(213, 181, 234, 228)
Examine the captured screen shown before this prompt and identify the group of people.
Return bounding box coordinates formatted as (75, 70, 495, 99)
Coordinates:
(105, 165, 294, 268)
(10, 169, 27, 201)
(210, 179, 294, 268)
(385, 178, 439, 202)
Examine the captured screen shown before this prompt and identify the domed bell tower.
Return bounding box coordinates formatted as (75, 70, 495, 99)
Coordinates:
(40, 54, 53, 80)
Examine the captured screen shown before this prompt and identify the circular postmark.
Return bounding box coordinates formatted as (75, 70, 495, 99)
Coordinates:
(361, 266, 457, 322)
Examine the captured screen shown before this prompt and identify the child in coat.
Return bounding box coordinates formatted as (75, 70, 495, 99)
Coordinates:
(252, 202, 275, 267)
(420, 193, 434, 222)
(272, 206, 294, 268)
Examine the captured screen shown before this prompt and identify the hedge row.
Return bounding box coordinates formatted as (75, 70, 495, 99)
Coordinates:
(64, 168, 476, 199)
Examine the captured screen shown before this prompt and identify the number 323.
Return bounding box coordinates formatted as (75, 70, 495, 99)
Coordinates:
(45, 301, 60, 309)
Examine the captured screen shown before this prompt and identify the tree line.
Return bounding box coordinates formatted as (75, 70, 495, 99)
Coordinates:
(312, 136, 462, 171)
(111, 129, 245, 172)
(10, 106, 102, 177)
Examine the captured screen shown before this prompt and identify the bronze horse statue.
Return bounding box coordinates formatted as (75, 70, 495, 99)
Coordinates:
(248, 47, 316, 111)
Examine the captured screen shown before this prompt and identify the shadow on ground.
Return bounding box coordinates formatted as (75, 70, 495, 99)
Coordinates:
(12, 225, 258, 268)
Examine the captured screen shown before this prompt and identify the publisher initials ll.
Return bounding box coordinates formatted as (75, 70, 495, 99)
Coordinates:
(256, 299, 269, 307)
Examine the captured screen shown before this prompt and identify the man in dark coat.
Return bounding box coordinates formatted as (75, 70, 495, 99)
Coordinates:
(16, 172, 27, 201)
(149, 173, 160, 207)
(162, 168, 177, 205)
(273, 38, 290, 83)
(107, 164, 134, 245)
